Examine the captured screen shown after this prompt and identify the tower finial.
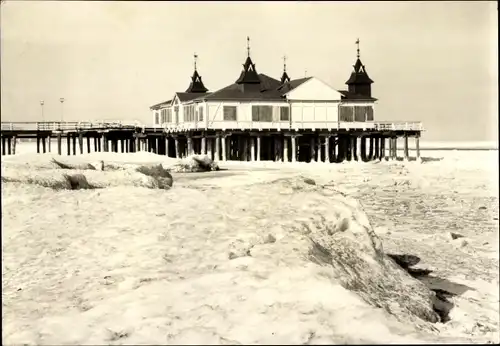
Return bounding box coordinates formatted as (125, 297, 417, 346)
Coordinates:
(247, 36, 250, 57)
(194, 53, 198, 71)
(355, 38, 360, 59)
(283, 55, 287, 72)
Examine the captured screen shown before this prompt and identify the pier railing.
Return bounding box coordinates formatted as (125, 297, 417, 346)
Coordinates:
(1, 120, 423, 133)
(163, 120, 423, 132)
(0, 121, 137, 132)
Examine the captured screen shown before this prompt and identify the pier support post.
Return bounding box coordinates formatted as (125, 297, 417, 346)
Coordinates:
(256, 136, 261, 162)
(201, 136, 206, 155)
(291, 135, 297, 163)
(283, 137, 289, 162)
(345, 136, 352, 162)
(310, 137, 316, 163)
(380, 137, 385, 160)
(356, 136, 362, 162)
(48, 136, 51, 153)
(36, 137, 40, 154)
(66, 135, 71, 155)
(93, 137, 97, 152)
(42, 136, 47, 154)
(165, 137, 169, 157)
(221, 135, 227, 161)
(392, 137, 398, 160)
(12, 136, 17, 155)
(360, 136, 367, 162)
(187, 136, 193, 156)
(368, 136, 374, 161)
(351, 136, 358, 161)
(324, 135, 330, 163)
(374, 136, 380, 160)
(404, 135, 409, 161)
(174, 138, 180, 159)
(415, 136, 420, 161)
(274, 137, 280, 162)
(7, 137, 11, 155)
(1, 137, 5, 156)
(331, 137, 337, 163)
(120, 139, 125, 153)
(72, 135, 77, 155)
(250, 137, 256, 161)
(78, 133, 83, 155)
(214, 135, 220, 161)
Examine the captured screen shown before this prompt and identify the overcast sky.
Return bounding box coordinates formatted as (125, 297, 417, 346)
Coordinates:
(1, 1, 497, 141)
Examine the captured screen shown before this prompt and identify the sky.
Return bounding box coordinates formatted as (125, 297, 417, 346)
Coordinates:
(1, 1, 497, 142)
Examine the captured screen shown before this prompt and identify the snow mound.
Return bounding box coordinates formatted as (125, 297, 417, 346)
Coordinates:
(264, 178, 440, 325)
(169, 154, 220, 173)
(1, 165, 173, 190)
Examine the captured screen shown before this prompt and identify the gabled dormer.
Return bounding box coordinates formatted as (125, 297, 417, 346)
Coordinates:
(185, 54, 209, 93)
(345, 38, 374, 98)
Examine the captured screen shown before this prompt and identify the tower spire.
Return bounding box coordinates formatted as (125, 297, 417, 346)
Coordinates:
(247, 36, 250, 57)
(355, 38, 360, 59)
(280, 55, 290, 85)
(194, 53, 198, 71)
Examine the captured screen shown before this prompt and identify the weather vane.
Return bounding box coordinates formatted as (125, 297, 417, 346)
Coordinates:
(356, 38, 360, 59)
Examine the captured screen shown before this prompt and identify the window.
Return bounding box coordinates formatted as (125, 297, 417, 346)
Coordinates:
(339, 106, 354, 122)
(199, 107, 204, 121)
(185, 105, 197, 122)
(366, 106, 374, 121)
(154, 112, 160, 125)
(280, 107, 290, 121)
(223, 106, 237, 121)
(252, 105, 273, 122)
(354, 107, 365, 122)
(161, 109, 167, 124)
(166, 108, 172, 123)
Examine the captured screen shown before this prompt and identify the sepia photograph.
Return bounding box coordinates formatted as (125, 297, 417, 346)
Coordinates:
(1, 1, 498, 344)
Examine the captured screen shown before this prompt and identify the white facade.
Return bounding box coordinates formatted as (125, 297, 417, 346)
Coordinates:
(152, 76, 377, 131)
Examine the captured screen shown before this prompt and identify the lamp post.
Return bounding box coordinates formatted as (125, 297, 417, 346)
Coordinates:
(59, 97, 65, 122)
(40, 100, 45, 122)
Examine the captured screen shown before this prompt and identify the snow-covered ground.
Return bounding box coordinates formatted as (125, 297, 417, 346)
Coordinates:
(2, 143, 499, 345)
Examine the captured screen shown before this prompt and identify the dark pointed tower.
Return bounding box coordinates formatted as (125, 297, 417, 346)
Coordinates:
(345, 38, 374, 98)
(280, 55, 291, 84)
(235, 37, 261, 87)
(185, 53, 209, 93)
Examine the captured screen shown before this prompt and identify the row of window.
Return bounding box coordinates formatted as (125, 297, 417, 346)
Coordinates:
(339, 106, 374, 122)
(155, 105, 373, 124)
(224, 106, 290, 122)
(155, 106, 203, 124)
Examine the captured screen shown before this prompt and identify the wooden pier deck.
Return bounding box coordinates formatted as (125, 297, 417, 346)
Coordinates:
(0, 121, 423, 163)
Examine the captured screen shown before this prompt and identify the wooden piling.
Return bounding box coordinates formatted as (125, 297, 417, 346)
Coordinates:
(72, 134, 77, 155)
(1, 137, 6, 156)
(12, 136, 17, 155)
(404, 135, 409, 160)
(393, 137, 398, 160)
(291, 135, 297, 162)
(36, 137, 40, 154)
(221, 135, 227, 161)
(78, 133, 84, 155)
(256, 136, 261, 162)
(48, 135, 51, 153)
(380, 137, 385, 160)
(374, 136, 380, 160)
(42, 136, 47, 154)
(416, 136, 420, 160)
(87, 136, 91, 153)
(120, 139, 125, 153)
